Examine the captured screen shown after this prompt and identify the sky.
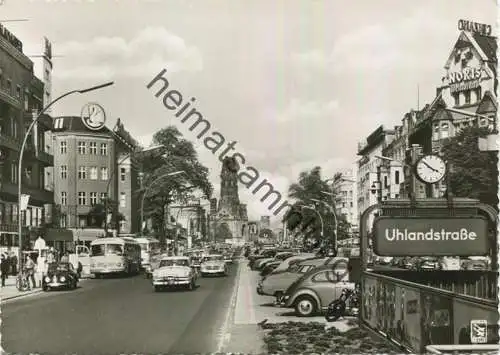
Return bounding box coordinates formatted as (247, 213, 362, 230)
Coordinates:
(1, 0, 497, 224)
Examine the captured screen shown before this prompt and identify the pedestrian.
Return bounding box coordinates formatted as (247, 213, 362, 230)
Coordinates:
(1, 254, 9, 287)
(25, 255, 37, 290)
(61, 252, 69, 263)
(10, 253, 17, 276)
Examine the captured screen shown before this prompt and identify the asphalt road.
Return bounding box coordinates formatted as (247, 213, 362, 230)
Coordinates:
(2, 262, 239, 354)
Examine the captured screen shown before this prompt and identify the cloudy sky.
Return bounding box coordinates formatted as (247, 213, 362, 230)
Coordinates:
(2, 0, 496, 222)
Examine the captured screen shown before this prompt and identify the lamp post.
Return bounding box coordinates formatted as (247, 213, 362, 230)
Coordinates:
(103, 144, 166, 235)
(17, 81, 113, 270)
(139, 170, 185, 233)
(301, 205, 323, 238)
(312, 197, 337, 250)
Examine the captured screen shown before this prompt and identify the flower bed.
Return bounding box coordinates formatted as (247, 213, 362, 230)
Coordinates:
(261, 321, 398, 354)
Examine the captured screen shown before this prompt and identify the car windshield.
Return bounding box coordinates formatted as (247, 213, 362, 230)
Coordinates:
(160, 259, 190, 267)
(54, 263, 70, 272)
(203, 255, 223, 262)
(106, 244, 123, 256)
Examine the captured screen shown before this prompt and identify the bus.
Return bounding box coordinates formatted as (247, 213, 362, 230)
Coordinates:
(90, 237, 141, 278)
(135, 237, 161, 276)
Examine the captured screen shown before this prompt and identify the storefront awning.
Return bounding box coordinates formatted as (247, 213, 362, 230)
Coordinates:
(45, 228, 74, 242)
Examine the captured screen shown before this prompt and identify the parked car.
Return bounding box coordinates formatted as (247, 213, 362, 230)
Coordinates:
(377, 257, 393, 265)
(439, 257, 461, 270)
(414, 257, 440, 271)
(152, 256, 197, 291)
(42, 262, 79, 291)
(200, 254, 228, 277)
(461, 257, 490, 270)
(280, 264, 356, 317)
(260, 260, 282, 277)
(257, 257, 349, 301)
(272, 254, 316, 274)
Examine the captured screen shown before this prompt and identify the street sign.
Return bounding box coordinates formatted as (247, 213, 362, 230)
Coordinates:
(373, 216, 489, 256)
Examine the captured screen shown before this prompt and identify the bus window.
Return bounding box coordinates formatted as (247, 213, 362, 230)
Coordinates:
(106, 244, 123, 256)
(91, 244, 105, 256)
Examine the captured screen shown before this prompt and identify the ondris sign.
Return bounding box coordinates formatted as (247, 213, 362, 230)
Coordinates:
(373, 216, 489, 256)
(81, 102, 106, 131)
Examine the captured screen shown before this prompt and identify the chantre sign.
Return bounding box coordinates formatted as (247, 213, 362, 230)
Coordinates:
(373, 216, 489, 256)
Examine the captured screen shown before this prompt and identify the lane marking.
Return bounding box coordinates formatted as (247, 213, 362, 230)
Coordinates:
(216, 259, 241, 353)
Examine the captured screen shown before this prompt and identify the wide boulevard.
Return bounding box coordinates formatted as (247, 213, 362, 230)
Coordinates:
(2, 262, 239, 354)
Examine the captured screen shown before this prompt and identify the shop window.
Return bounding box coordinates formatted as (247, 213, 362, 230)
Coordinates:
(464, 90, 471, 105)
(453, 93, 460, 106)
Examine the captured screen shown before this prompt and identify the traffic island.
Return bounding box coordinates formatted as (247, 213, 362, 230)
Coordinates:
(260, 320, 398, 354)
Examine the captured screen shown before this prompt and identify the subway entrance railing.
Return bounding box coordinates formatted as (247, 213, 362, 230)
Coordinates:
(358, 198, 499, 353)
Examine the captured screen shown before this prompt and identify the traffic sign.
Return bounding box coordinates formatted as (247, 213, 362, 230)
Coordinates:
(373, 216, 489, 256)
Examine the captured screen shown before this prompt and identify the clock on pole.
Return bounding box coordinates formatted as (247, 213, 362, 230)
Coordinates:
(415, 154, 447, 184)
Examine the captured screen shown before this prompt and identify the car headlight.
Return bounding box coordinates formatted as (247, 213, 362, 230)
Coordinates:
(45, 277, 50, 282)
(60, 276, 66, 282)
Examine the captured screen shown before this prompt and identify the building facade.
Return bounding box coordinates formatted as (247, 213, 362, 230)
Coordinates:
(332, 165, 358, 230)
(0, 25, 54, 253)
(50, 116, 139, 241)
(260, 215, 270, 229)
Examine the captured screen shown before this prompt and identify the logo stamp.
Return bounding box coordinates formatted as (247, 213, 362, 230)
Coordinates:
(470, 319, 487, 343)
(81, 102, 106, 131)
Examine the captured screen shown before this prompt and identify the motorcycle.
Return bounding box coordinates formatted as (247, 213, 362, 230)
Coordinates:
(325, 285, 360, 322)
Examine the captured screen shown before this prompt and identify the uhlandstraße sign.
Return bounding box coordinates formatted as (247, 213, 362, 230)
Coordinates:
(373, 216, 489, 256)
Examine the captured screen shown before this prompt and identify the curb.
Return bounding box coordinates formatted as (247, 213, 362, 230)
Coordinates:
(1, 289, 44, 302)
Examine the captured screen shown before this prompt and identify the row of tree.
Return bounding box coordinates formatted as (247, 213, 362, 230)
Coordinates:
(282, 126, 499, 249)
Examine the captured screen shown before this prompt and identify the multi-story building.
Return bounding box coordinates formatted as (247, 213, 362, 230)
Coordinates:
(0, 25, 55, 253)
(406, 20, 497, 198)
(356, 125, 396, 219)
(332, 165, 358, 231)
(260, 215, 270, 229)
(50, 116, 139, 242)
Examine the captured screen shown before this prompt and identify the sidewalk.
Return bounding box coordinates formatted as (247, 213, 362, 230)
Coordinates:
(0, 275, 43, 302)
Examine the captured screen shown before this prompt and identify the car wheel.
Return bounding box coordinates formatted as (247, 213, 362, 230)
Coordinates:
(42, 285, 48, 292)
(294, 295, 317, 317)
(153, 285, 161, 292)
(201, 272, 206, 278)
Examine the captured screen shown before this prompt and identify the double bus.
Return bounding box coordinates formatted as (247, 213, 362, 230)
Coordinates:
(90, 237, 141, 278)
(135, 237, 161, 276)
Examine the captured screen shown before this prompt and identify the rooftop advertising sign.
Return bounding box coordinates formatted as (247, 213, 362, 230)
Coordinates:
(458, 20, 492, 36)
(373, 216, 489, 256)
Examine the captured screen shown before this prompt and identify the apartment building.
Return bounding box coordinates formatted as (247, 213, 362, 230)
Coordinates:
(332, 165, 358, 230)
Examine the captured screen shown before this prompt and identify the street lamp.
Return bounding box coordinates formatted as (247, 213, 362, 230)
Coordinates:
(301, 205, 324, 238)
(103, 144, 166, 234)
(313, 196, 337, 250)
(17, 81, 113, 270)
(139, 170, 185, 234)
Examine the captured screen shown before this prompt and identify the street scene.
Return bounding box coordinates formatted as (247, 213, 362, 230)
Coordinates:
(0, 0, 499, 354)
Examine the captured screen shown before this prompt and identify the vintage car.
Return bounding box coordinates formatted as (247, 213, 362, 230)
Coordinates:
(42, 262, 79, 291)
(461, 256, 490, 270)
(152, 256, 197, 291)
(200, 254, 228, 277)
(280, 264, 356, 317)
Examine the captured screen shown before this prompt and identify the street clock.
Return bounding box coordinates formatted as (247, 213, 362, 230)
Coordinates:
(415, 154, 447, 184)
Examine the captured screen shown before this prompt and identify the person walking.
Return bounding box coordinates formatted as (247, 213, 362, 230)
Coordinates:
(10, 252, 17, 276)
(1, 254, 9, 287)
(25, 255, 37, 290)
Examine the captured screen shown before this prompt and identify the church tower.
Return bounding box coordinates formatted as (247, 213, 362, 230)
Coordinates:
(218, 156, 241, 215)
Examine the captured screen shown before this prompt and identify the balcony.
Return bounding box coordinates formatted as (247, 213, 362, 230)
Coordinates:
(0, 88, 21, 109)
(2, 181, 54, 204)
(25, 145, 54, 166)
(0, 132, 20, 151)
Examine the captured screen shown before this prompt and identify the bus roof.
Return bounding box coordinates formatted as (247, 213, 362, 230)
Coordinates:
(91, 237, 139, 245)
(135, 237, 160, 243)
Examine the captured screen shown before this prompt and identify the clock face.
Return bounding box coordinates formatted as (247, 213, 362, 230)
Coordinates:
(415, 155, 447, 184)
(81, 103, 106, 131)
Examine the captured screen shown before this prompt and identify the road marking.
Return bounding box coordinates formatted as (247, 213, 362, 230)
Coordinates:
(216, 260, 241, 353)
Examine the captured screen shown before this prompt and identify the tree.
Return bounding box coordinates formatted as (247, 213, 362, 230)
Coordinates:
(87, 198, 125, 230)
(441, 126, 498, 209)
(283, 166, 339, 247)
(140, 126, 213, 245)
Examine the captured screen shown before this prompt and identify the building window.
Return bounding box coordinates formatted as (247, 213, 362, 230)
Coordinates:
(24, 91, 29, 110)
(78, 192, 86, 206)
(78, 166, 87, 179)
(60, 165, 68, 179)
(10, 117, 17, 137)
(60, 141, 67, 154)
(90, 192, 98, 205)
(441, 122, 449, 139)
(350, 202, 353, 207)
(11, 163, 18, 183)
(60, 214, 67, 228)
(89, 142, 97, 154)
(61, 192, 67, 206)
(120, 167, 126, 182)
(100, 143, 108, 155)
(464, 90, 471, 105)
(100, 167, 108, 180)
(90, 166, 98, 180)
(433, 123, 439, 140)
(6, 79, 12, 95)
(475, 87, 482, 102)
(384, 176, 388, 188)
(16, 85, 21, 99)
(78, 141, 86, 154)
(120, 192, 126, 207)
(395, 171, 400, 185)
(24, 166, 32, 182)
(452, 92, 459, 106)
(100, 192, 107, 202)
(39, 167, 44, 188)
